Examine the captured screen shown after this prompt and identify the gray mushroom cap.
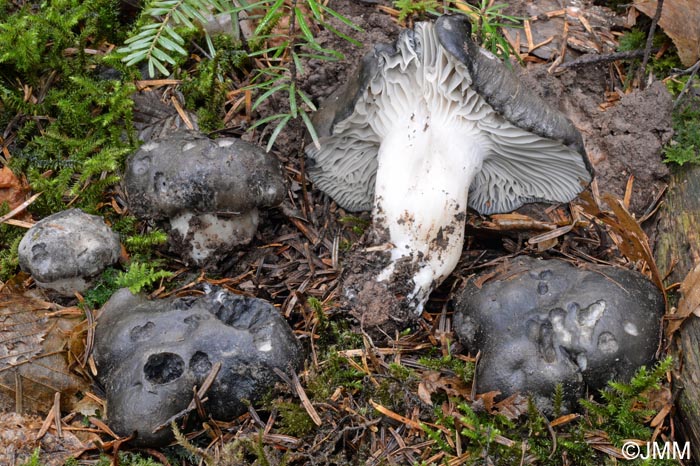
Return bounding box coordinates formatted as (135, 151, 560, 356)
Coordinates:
(306, 15, 593, 214)
(18, 209, 121, 294)
(125, 130, 286, 220)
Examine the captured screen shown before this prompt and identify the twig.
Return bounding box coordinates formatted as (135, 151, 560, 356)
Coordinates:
(638, 0, 665, 88)
(673, 59, 700, 109)
(151, 361, 222, 433)
(0, 192, 41, 225)
(274, 367, 323, 426)
(82, 306, 95, 368)
(554, 49, 655, 72)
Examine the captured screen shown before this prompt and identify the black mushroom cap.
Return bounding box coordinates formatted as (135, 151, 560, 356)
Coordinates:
(435, 15, 589, 162)
(125, 130, 286, 220)
(306, 16, 593, 215)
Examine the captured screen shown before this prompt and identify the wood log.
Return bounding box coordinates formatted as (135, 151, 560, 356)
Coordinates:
(654, 164, 700, 461)
(655, 165, 700, 285)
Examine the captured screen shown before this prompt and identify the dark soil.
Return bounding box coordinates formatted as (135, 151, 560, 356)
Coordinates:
(517, 65, 673, 215)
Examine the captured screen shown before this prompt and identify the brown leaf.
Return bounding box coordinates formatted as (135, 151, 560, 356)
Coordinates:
(0, 166, 31, 221)
(0, 412, 86, 466)
(417, 371, 440, 406)
(0, 283, 91, 414)
(634, 0, 700, 66)
(474, 391, 501, 412)
(493, 393, 530, 420)
(418, 371, 472, 404)
(666, 262, 700, 336)
(131, 90, 199, 143)
(581, 193, 665, 298)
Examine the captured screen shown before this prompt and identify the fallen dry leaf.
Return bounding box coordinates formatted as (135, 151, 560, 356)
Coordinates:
(493, 393, 530, 420)
(579, 191, 665, 296)
(0, 412, 87, 466)
(0, 278, 91, 414)
(0, 165, 31, 221)
(634, 0, 700, 66)
(666, 262, 700, 337)
(474, 390, 501, 412)
(417, 371, 440, 406)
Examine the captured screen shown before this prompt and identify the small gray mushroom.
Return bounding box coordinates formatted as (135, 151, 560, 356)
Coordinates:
(306, 16, 593, 316)
(18, 209, 121, 295)
(124, 130, 286, 267)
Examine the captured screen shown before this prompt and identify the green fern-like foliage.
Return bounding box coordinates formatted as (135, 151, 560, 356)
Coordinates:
(116, 262, 174, 294)
(125, 229, 169, 255)
(118, 0, 219, 77)
(664, 97, 700, 165)
(118, 0, 362, 150)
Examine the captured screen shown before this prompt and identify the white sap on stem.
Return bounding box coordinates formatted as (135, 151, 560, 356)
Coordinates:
(373, 106, 488, 314)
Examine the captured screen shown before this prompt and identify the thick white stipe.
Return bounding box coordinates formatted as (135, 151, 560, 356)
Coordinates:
(373, 107, 487, 314)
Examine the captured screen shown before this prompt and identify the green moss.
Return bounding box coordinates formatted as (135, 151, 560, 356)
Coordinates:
(616, 27, 682, 87)
(388, 362, 414, 382)
(0, 0, 138, 282)
(0, 204, 23, 280)
(393, 0, 440, 23)
(94, 453, 164, 466)
(306, 352, 364, 400)
(19, 449, 41, 466)
(418, 359, 674, 465)
(306, 296, 328, 329)
(664, 97, 700, 165)
(277, 401, 316, 437)
(417, 354, 474, 384)
(618, 29, 647, 52)
(581, 357, 673, 442)
(339, 215, 370, 236)
(81, 267, 121, 309)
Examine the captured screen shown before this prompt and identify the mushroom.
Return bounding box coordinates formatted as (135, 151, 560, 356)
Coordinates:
(18, 209, 121, 295)
(453, 256, 663, 414)
(305, 16, 593, 316)
(125, 130, 286, 267)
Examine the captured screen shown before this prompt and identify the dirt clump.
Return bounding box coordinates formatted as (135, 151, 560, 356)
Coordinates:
(516, 64, 673, 215)
(339, 228, 421, 337)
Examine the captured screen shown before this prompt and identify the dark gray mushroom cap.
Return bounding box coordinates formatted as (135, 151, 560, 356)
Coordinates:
(306, 16, 593, 215)
(18, 208, 121, 289)
(125, 131, 286, 220)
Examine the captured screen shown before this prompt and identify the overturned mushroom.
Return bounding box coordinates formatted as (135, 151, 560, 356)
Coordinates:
(125, 130, 285, 267)
(306, 16, 593, 317)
